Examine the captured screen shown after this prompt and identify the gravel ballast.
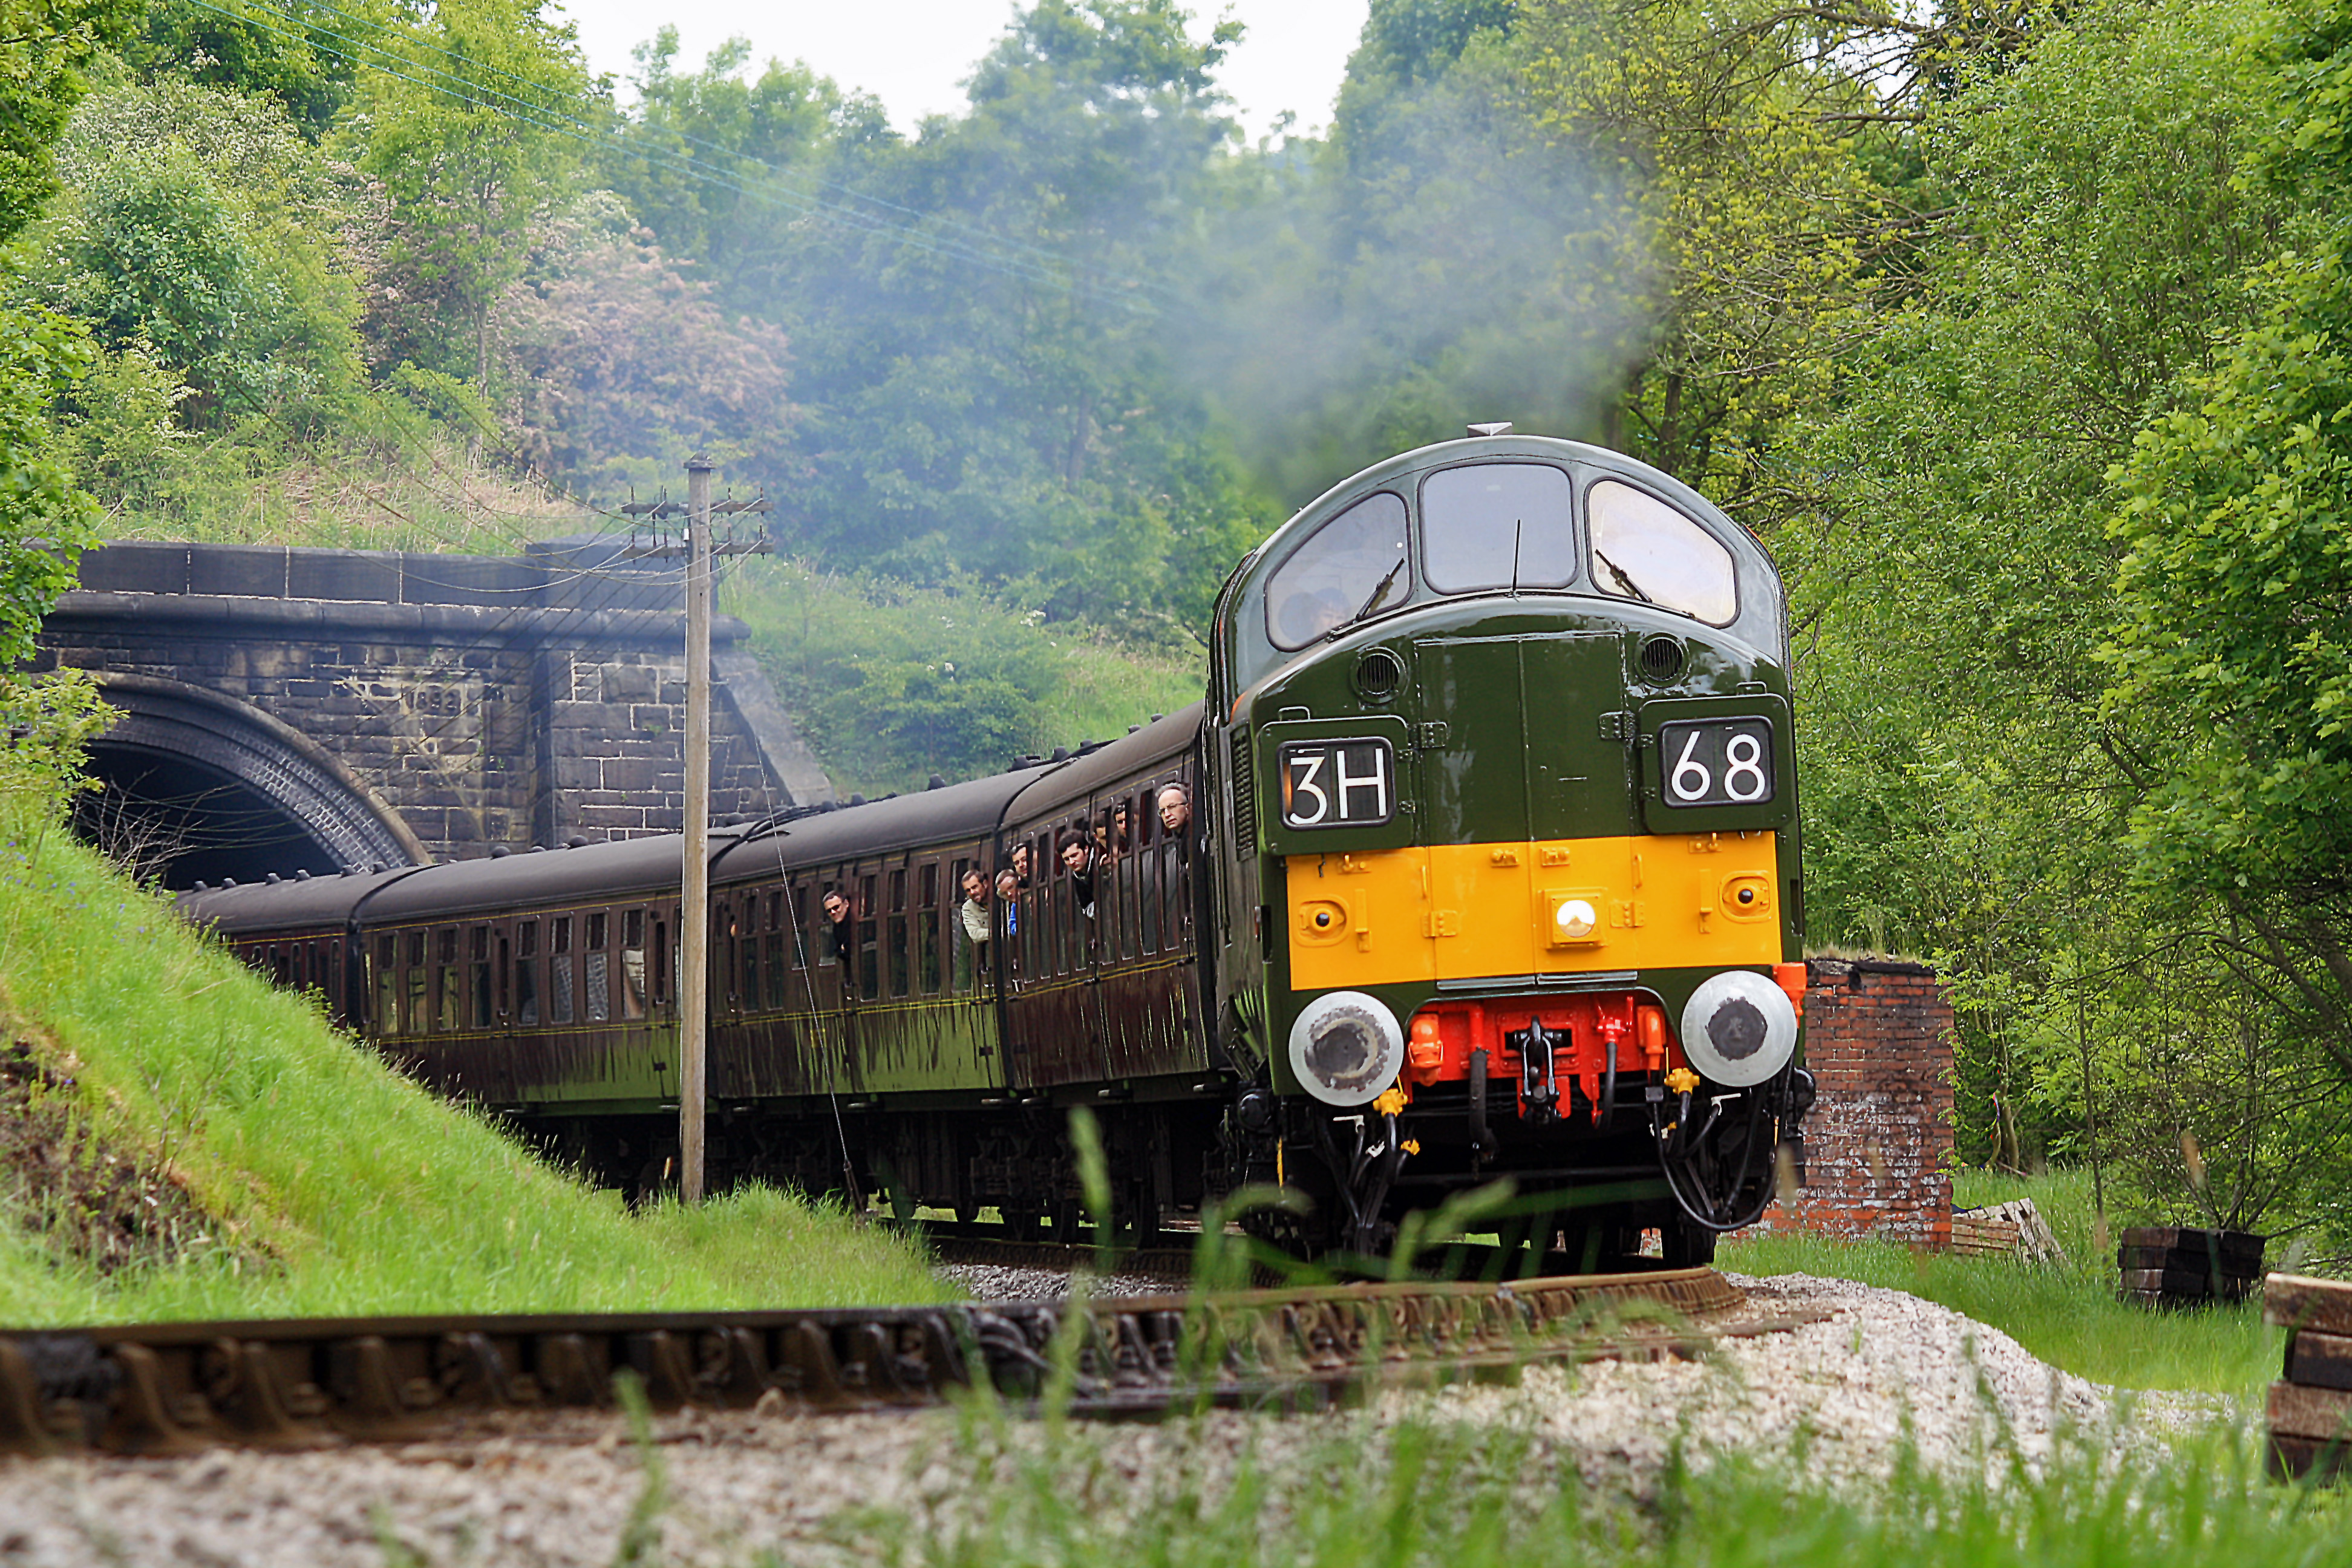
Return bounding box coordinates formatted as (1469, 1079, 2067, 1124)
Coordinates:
(0, 1275, 2244, 1566)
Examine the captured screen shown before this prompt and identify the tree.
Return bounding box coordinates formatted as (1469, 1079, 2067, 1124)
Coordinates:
(2105, 0, 2352, 1137)
(499, 193, 794, 490)
(123, 0, 365, 136)
(644, 0, 1272, 631)
(23, 77, 373, 430)
(1775, 0, 2351, 1231)
(1517, 0, 1935, 508)
(348, 0, 589, 392)
(0, 0, 140, 664)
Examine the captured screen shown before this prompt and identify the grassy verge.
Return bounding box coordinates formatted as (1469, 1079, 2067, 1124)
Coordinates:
(831, 1405, 2352, 1568)
(0, 781, 949, 1325)
(727, 558, 1205, 799)
(1719, 1168, 2280, 1394)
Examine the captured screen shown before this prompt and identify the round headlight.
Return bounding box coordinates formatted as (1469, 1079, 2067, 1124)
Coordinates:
(1677, 970, 1798, 1088)
(1555, 898, 1598, 939)
(1287, 991, 1406, 1106)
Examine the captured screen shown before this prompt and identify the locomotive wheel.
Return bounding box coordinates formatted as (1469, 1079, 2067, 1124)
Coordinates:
(1662, 1220, 1719, 1268)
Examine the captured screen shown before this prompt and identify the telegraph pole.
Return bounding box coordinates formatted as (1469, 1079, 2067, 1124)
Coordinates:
(680, 454, 714, 1203)
(619, 462, 772, 1205)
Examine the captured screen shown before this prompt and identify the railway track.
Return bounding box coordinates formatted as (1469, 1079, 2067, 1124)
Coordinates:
(0, 1268, 1819, 1458)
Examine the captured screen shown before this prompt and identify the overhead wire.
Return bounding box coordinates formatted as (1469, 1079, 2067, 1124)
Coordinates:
(189, 0, 1165, 310)
(270, 0, 1178, 304)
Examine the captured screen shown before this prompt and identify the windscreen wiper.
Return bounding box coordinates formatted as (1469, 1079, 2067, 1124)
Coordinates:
(1328, 557, 1406, 639)
(1595, 550, 1654, 604)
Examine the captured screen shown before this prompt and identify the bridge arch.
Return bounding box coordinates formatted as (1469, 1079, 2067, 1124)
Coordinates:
(76, 675, 426, 889)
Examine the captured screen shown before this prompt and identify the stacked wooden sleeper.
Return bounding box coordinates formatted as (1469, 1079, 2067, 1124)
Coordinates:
(2265, 1273, 2352, 1483)
(2117, 1226, 2263, 1307)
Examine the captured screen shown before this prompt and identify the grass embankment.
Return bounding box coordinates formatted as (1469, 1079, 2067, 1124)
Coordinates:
(1720, 1167, 2280, 1395)
(729, 557, 1205, 799)
(0, 789, 948, 1325)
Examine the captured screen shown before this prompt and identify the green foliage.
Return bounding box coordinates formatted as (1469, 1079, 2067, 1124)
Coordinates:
(729, 558, 1201, 798)
(22, 75, 373, 429)
(1769, 0, 2344, 1232)
(348, 0, 590, 386)
(0, 303, 101, 662)
(0, 0, 139, 247)
(123, 0, 361, 135)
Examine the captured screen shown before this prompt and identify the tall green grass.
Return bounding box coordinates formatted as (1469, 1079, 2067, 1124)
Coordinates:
(832, 1405, 2351, 1568)
(1720, 1168, 2280, 1394)
(0, 783, 949, 1325)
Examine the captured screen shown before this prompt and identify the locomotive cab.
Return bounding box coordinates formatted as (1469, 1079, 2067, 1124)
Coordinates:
(1206, 430, 1814, 1261)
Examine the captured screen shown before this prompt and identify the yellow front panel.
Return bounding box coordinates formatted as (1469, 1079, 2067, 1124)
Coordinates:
(1285, 831, 1782, 993)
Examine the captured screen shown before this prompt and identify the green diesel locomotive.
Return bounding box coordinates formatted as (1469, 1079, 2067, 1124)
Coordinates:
(180, 427, 1812, 1266)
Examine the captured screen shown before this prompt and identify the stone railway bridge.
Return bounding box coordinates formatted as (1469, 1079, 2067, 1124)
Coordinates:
(30, 539, 835, 888)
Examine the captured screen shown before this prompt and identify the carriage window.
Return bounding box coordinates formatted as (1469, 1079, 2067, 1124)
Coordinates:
(585, 911, 611, 1022)
(494, 931, 511, 1024)
(720, 901, 738, 1011)
(1587, 479, 1737, 626)
(1114, 804, 1143, 964)
(765, 923, 786, 1005)
(435, 927, 459, 1031)
(1139, 826, 1162, 953)
(374, 935, 397, 1034)
(858, 875, 880, 1001)
(469, 925, 492, 1029)
(917, 861, 942, 995)
(651, 912, 670, 1011)
(1265, 491, 1410, 650)
(742, 914, 763, 1011)
(887, 867, 910, 998)
(1422, 463, 1576, 592)
(403, 930, 426, 1035)
(551, 915, 575, 1025)
(517, 921, 540, 1025)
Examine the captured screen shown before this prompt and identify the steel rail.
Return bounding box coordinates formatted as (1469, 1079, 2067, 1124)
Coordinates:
(0, 1269, 1817, 1457)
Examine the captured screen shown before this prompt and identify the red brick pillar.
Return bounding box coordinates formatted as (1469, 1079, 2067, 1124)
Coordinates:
(1757, 958, 1955, 1247)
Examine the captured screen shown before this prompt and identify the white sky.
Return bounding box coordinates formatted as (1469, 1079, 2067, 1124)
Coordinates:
(550, 0, 1370, 142)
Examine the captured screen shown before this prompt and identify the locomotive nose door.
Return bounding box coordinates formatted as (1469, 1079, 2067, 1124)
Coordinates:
(1413, 632, 1631, 845)
(1413, 632, 1632, 983)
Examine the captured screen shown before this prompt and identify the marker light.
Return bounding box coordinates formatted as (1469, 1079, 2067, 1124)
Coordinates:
(1554, 898, 1599, 939)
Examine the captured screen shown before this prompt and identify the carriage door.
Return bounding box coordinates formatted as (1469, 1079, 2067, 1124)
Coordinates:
(1094, 776, 1209, 1080)
(1001, 815, 1114, 1088)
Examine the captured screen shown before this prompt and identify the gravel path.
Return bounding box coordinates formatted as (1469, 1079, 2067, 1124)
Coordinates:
(0, 1275, 2247, 1567)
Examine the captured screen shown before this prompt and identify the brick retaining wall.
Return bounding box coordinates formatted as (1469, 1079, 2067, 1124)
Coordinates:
(1759, 957, 1956, 1247)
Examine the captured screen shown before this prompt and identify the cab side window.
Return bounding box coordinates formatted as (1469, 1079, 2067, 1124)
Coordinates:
(1264, 492, 1410, 650)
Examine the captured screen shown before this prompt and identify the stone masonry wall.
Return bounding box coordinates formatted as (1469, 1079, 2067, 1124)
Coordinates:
(1759, 957, 1956, 1247)
(37, 540, 834, 864)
